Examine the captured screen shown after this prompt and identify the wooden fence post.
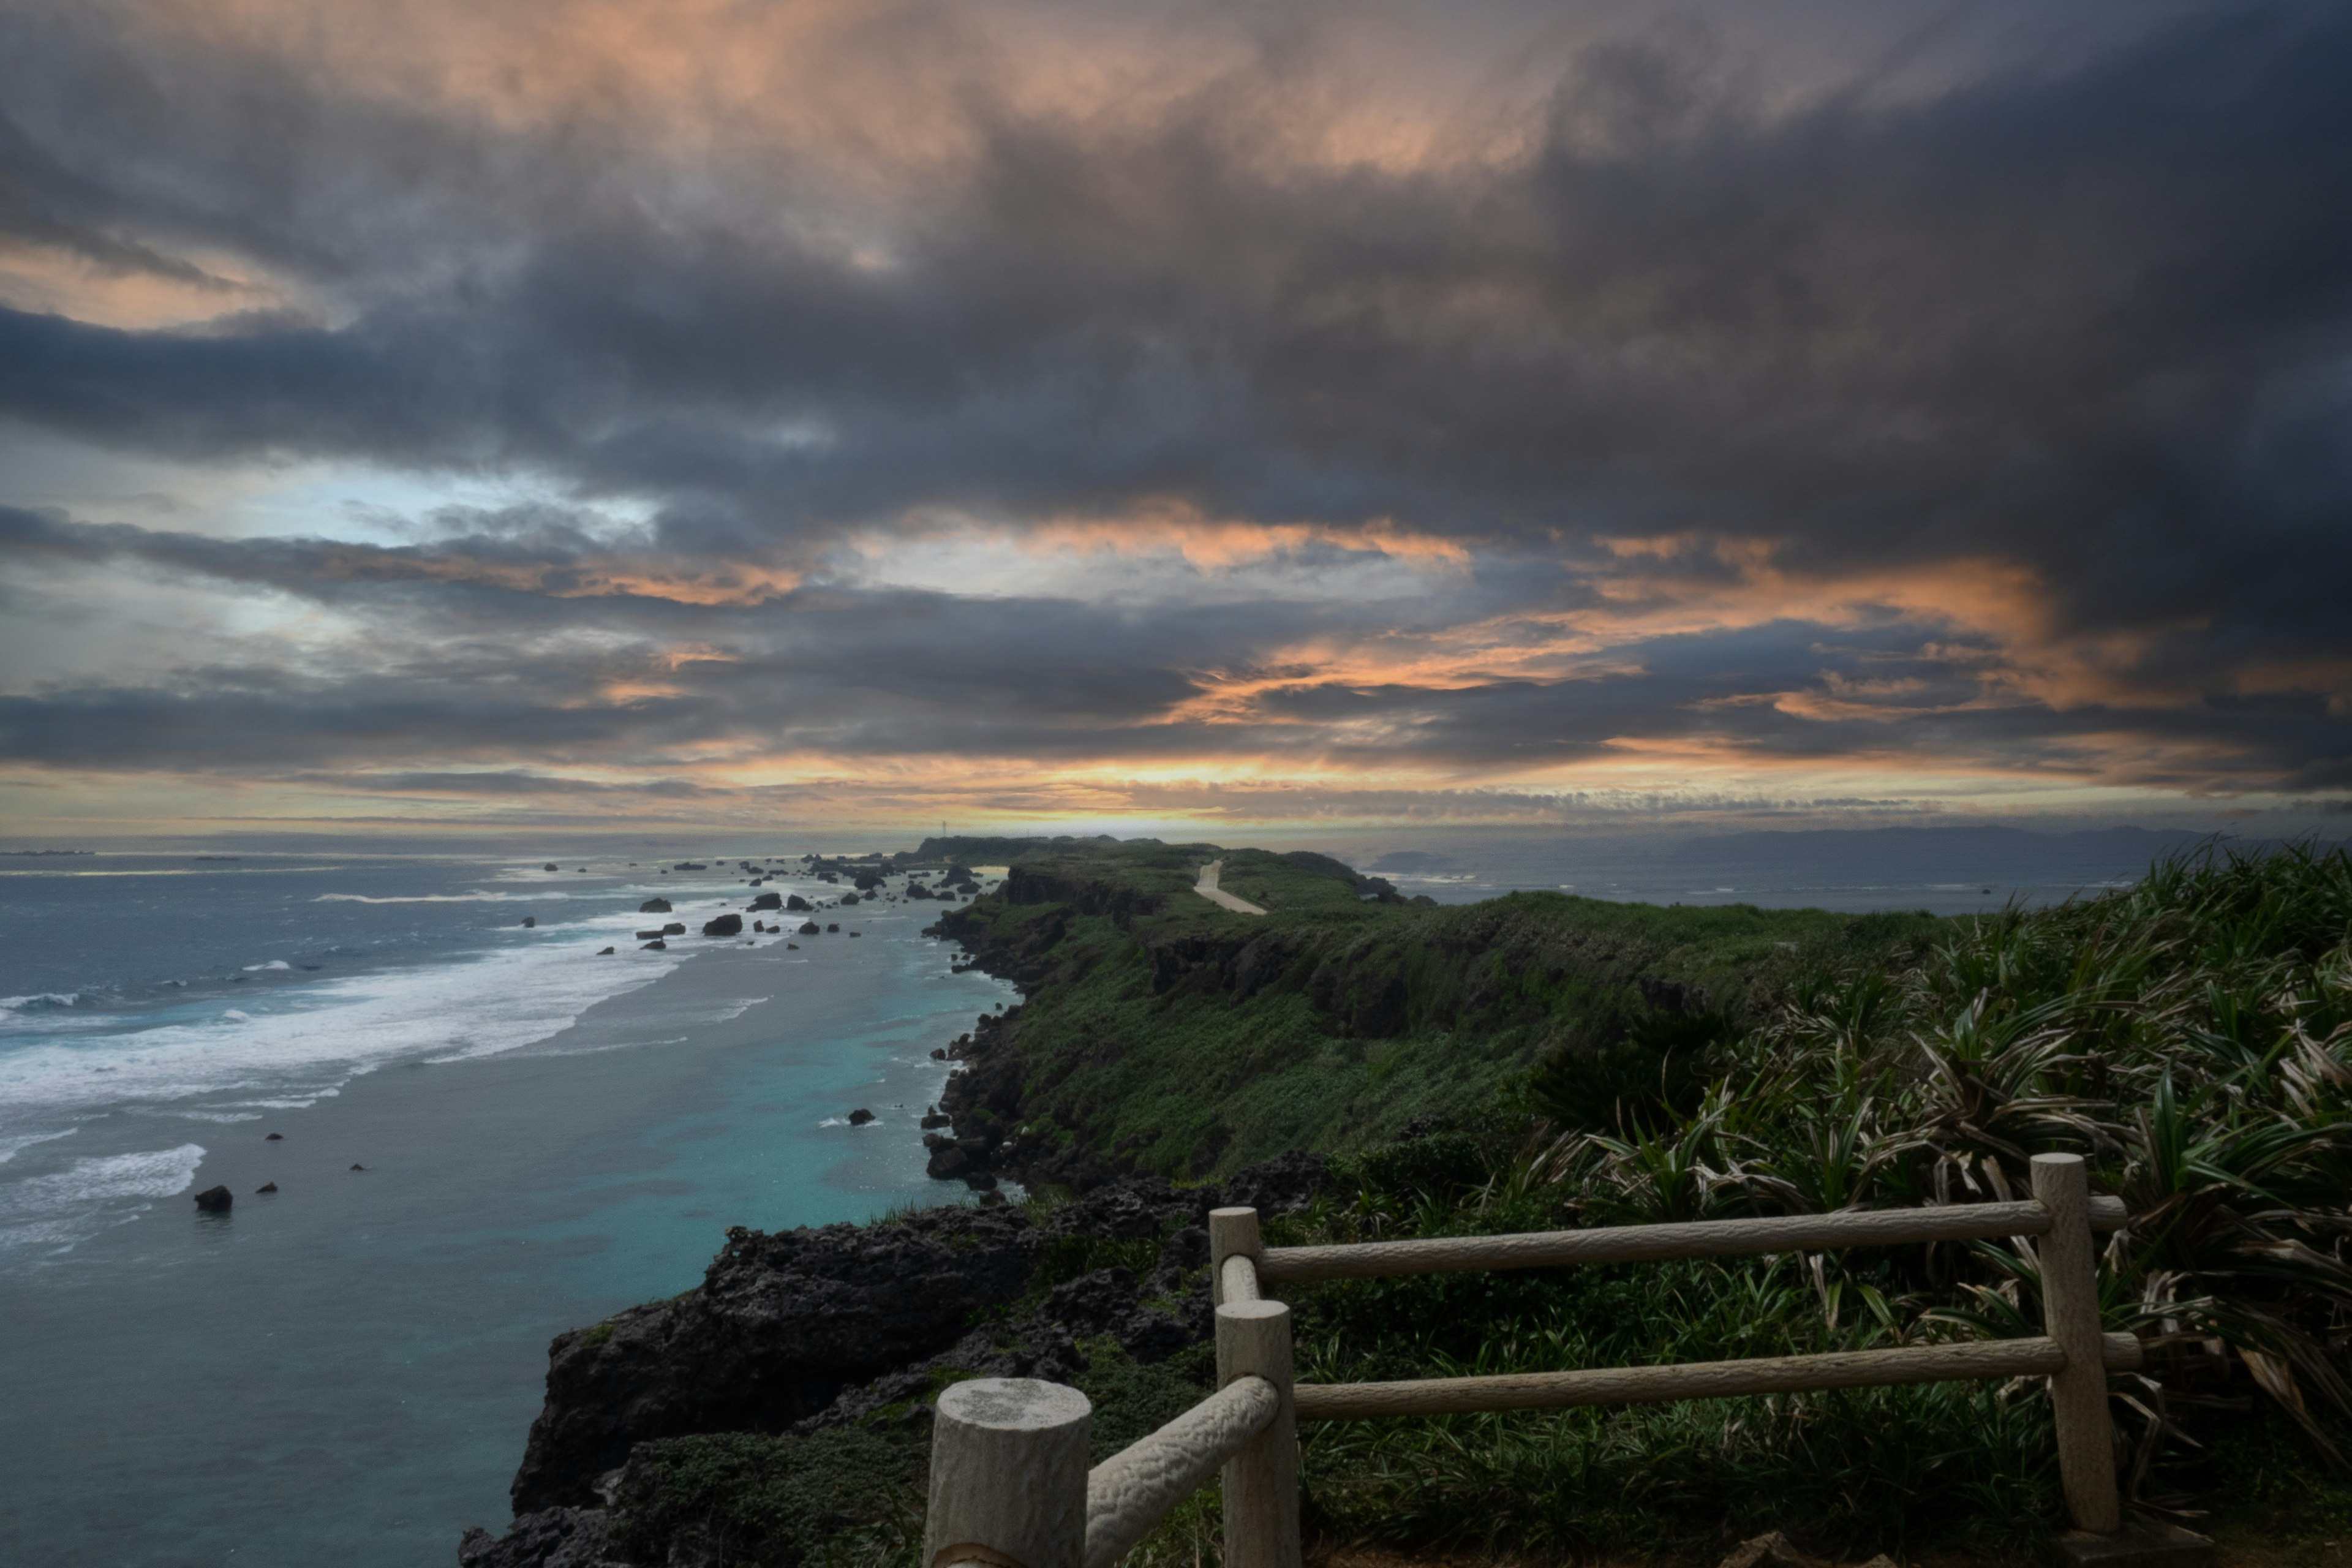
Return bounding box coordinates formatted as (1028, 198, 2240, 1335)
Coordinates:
(2033, 1152, 2122, 1534)
(1216, 1299, 1301, 1568)
(1210, 1206, 1262, 1306)
(925, 1378, 1093, 1568)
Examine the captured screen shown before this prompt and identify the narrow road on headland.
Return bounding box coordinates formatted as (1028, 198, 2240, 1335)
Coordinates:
(1194, 860, 1268, 915)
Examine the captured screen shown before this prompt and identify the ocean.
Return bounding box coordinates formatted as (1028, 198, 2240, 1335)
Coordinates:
(0, 850, 1013, 1567)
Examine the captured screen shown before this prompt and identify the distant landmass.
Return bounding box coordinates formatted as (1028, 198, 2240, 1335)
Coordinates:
(1664, 824, 2291, 883)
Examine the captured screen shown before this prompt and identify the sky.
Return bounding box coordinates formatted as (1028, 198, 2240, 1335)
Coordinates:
(1, 0, 2348, 843)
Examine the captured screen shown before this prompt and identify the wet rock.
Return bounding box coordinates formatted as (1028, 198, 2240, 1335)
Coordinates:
(786, 943, 799, 949)
(638, 899, 672, 914)
(640, 939, 666, 950)
(350, 1163, 366, 1171)
(930, 1047, 947, 1060)
(799, 921, 821, 935)
(597, 946, 614, 956)
(839, 892, 859, 905)
(192, 1185, 232, 1213)
(662, 923, 685, 936)
(750, 891, 782, 911)
(521, 916, 536, 928)
(635, 929, 665, 940)
(921, 1112, 951, 1128)
(543, 863, 559, 872)
(785, 894, 812, 913)
(846, 1109, 875, 1126)
(256, 1182, 278, 1194)
(702, 913, 744, 937)
(925, 1145, 971, 1180)
(826, 922, 840, 933)
(265, 1133, 283, 1140)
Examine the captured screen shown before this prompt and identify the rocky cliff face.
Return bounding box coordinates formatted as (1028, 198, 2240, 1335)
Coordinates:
(467, 1157, 1326, 1567)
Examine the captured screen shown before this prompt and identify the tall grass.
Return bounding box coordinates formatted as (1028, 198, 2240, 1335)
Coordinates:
(1279, 843, 2352, 1550)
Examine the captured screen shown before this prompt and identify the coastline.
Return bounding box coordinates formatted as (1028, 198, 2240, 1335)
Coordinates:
(0, 892, 1014, 1568)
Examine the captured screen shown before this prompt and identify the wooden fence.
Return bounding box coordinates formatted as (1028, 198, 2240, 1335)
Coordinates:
(924, 1152, 2135, 1568)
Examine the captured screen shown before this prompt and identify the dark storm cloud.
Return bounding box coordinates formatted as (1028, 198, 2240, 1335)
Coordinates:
(1, 0, 2348, 805)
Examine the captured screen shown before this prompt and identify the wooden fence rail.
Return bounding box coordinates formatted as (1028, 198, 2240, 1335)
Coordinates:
(925, 1152, 2133, 1568)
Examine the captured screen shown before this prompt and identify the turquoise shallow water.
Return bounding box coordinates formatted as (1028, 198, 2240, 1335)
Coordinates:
(0, 855, 1011, 1567)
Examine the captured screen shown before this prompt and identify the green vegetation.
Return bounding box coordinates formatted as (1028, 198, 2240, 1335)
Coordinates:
(940, 836, 1942, 1175)
(624, 839, 2352, 1565)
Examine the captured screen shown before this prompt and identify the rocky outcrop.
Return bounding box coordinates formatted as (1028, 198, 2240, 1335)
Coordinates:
(785, 894, 812, 913)
(638, 899, 672, 914)
(478, 1160, 1328, 1562)
(193, 1185, 232, 1212)
(701, 914, 743, 937)
(750, 892, 782, 911)
(508, 1204, 1040, 1512)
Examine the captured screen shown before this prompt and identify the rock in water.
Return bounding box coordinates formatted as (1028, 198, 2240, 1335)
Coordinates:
(265, 1132, 283, 1140)
(701, 913, 744, 937)
(521, 916, 536, 927)
(638, 898, 673, 914)
(641, 939, 667, 950)
(921, 1111, 951, 1128)
(785, 894, 812, 912)
(192, 1185, 232, 1212)
(847, 1108, 875, 1125)
(350, 1163, 366, 1171)
(826, 922, 840, 933)
(543, 862, 559, 872)
(597, 946, 615, 956)
(256, 1182, 278, 1194)
(799, 921, 821, 935)
(749, 891, 782, 910)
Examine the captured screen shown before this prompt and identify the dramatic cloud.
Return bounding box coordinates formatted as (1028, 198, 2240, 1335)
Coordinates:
(1, 0, 2347, 835)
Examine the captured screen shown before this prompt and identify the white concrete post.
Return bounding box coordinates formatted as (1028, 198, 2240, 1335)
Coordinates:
(1210, 1206, 1262, 1306)
(925, 1378, 1093, 1568)
(2033, 1153, 2122, 1534)
(1216, 1300, 1301, 1568)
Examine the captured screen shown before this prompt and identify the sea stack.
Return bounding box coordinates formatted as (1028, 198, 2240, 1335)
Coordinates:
(192, 1185, 232, 1212)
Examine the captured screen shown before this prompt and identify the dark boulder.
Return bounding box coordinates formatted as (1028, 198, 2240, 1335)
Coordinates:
(703, 913, 744, 937)
(921, 1111, 952, 1129)
(826, 922, 840, 933)
(846, 1109, 875, 1126)
(839, 892, 859, 905)
(192, 1185, 232, 1213)
(925, 1145, 971, 1180)
(256, 1182, 278, 1194)
(543, 863, 559, 872)
(640, 939, 666, 950)
(638, 898, 673, 914)
(785, 894, 812, 912)
(905, 883, 933, 900)
(930, 1047, 947, 1060)
(265, 1133, 283, 1140)
(663, 922, 685, 935)
(350, 1163, 366, 1171)
(634, 930, 666, 941)
(799, 921, 821, 935)
(521, 916, 536, 928)
(750, 891, 782, 911)
(596, 946, 614, 956)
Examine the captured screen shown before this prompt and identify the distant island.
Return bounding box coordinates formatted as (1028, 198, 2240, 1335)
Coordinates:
(463, 837, 2352, 1568)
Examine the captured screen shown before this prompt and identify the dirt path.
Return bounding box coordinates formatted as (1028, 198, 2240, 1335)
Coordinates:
(1193, 859, 1268, 915)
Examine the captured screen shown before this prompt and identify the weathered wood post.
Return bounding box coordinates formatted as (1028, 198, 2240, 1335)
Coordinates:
(1216, 1298, 1300, 1568)
(2033, 1152, 2122, 1534)
(1210, 1205, 1262, 1305)
(925, 1378, 1093, 1568)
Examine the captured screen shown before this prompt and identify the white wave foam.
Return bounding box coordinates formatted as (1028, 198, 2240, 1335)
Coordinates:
(0, 1128, 77, 1166)
(312, 891, 568, 904)
(0, 942, 687, 1129)
(243, 960, 291, 972)
(0, 1144, 208, 1252)
(0, 993, 80, 1012)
